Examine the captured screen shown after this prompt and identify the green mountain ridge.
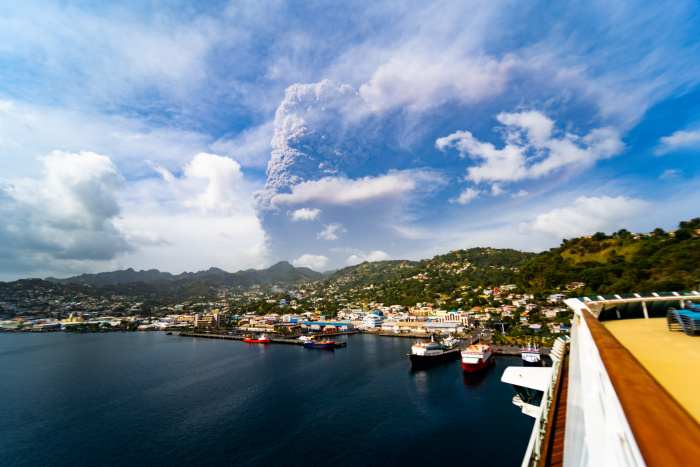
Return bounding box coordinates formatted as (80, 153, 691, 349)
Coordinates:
(45, 261, 326, 288)
(7, 218, 699, 307)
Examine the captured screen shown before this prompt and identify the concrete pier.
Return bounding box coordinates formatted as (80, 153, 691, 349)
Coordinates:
(492, 345, 552, 356)
(177, 331, 351, 347)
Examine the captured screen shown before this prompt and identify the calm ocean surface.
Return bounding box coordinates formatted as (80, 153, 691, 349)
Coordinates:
(0, 332, 533, 466)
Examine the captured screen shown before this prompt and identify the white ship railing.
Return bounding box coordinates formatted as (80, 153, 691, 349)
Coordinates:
(515, 293, 700, 466)
(563, 295, 700, 467)
(517, 336, 567, 467)
(564, 301, 645, 467)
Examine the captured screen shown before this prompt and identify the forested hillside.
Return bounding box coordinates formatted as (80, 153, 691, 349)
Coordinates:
(517, 218, 700, 295)
(326, 248, 536, 308)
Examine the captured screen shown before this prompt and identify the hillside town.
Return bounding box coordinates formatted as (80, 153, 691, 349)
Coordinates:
(0, 254, 575, 343)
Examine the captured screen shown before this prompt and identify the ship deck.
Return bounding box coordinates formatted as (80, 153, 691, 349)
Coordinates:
(603, 317, 700, 423)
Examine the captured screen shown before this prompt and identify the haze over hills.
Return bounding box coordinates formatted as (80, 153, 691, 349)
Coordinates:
(45, 261, 327, 288)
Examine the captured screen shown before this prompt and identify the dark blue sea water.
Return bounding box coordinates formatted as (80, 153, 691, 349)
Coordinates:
(0, 333, 533, 466)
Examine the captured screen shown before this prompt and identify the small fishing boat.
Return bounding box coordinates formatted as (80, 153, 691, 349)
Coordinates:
(243, 334, 271, 344)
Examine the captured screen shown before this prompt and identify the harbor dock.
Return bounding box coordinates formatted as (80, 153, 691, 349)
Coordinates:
(177, 331, 351, 347)
(492, 345, 551, 356)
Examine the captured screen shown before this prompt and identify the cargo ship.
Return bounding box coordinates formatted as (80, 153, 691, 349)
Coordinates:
(461, 343, 494, 373)
(408, 334, 460, 367)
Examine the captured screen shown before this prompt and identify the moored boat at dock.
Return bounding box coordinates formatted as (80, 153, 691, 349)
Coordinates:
(521, 342, 541, 366)
(408, 334, 461, 367)
(243, 334, 270, 344)
(461, 343, 494, 373)
(303, 338, 335, 349)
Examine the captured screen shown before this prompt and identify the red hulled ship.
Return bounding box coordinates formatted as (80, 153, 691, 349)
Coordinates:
(461, 343, 495, 372)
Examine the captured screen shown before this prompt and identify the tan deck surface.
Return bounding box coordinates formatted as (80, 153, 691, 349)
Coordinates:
(604, 317, 700, 423)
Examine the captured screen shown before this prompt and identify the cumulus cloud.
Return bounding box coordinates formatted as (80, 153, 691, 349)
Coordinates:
(156, 153, 244, 215)
(292, 253, 329, 271)
(521, 195, 650, 239)
(655, 129, 700, 155)
(317, 223, 346, 241)
(290, 208, 321, 221)
(437, 110, 624, 187)
(450, 188, 480, 205)
(7, 151, 125, 231)
(347, 250, 390, 265)
(268, 170, 442, 208)
(0, 151, 131, 263)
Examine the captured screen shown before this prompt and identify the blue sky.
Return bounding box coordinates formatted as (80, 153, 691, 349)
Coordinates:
(1, 0, 699, 280)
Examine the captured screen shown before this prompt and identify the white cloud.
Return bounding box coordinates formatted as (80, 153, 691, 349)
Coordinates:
(7, 150, 125, 231)
(155, 153, 245, 216)
(210, 121, 275, 169)
(290, 208, 321, 221)
(450, 188, 480, 205)
(656, 129, 700, 155)
(317, 223, 346, 241)
(292, 253, 329, 271)
(0, 2, 214, 108)
(113, 212, 267, 275)
(660, 169, 681, 180)
(512, 190, 528, 198)
(359, 49, 518, 113)
(268, 170, 442, 207)
(0, 151, 131, 263)
(437, 110, 624, 186)
(183, 153, 243, 215)
(521, 195, 650, 239)
(0, 99, 213, 179)
(491, 184, 504, 196)
(347, 250, 390, 265)
(123, 229, 171, 247)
